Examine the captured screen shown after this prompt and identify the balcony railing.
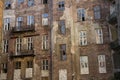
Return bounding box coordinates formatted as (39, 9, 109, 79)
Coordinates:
(11, 25, 35, 33)
(110, 40, 120, 50)
(10, 49, 35, 58)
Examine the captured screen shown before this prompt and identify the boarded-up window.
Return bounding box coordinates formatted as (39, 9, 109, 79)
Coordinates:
(80, 31, 87, 46)
(94, 6, 101, 19)
(59, 69, 67, 80)
(95, 28, 103, 44)
(80, 56, 89, 74)
(98, 55, 106, 73)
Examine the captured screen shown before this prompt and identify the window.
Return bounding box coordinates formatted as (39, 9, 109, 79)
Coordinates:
(27, 16, 34, 26)
(77, 8, 86, 21)
(59, 69, 67, 80)
(42, 59, 48, 70)
(18, 0, 24, 5)
(5, 1, 11, 9)
(17, 17, 23, 27)
(28, 0, 34, 6)
(28, 37, 33, 50)
(15, 61, 21, 69)
(58, 1, 65, 11)
(94, 6, 101, 19)
(42, 13, 48, 26)
(43, 0, 48, 4)
(16, 38, 22, 53)
(4, 18, 10, 31)
(95, 28, 103, 44)
(59, 20, 66, 34)
(80, 31, 87, 46)
(42, 35, 49, 50)
(80, 56, 89, 74)
(3, 40, 8, 53)
(27, 61, 33, 68)
(60, 44, 67, 61)
(1, 63, 7, 73)
(98, 55, 106, 73)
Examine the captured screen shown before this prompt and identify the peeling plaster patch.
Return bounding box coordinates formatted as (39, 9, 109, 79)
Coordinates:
(0, 73, 7, 80)
(25, 68, 33, 78)
(14, 69, 21, 80)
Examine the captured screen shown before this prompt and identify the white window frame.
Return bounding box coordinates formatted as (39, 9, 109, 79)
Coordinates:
(94, 6, 101, 19)
(58, 1, 65, 11)
(42, 59, 48, 70)
(42, 35, 49, 50)
(80, 56, 89, 74)
(27, 37, 33, 50)
(3, 40, 8, 53)
(79, 31, 87, 46)
(42, 13, 48, 26)
(77, 8, 86, 21)
(4, 18, 10, 31)
(28, 0, 34, 6)
(95, 28, 103, 44)
(98, 55, 107, 73)
(27, 15, 34, 26)
(16, 38, 22, 53)
(17, 17, 23, 27)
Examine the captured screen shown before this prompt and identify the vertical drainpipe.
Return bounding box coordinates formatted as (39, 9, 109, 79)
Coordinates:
(49, 0, 53, 80)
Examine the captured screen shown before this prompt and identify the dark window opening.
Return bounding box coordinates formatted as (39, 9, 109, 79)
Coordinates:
(15, 61, 21, 69)
(60, 44, 67, 61)
(1, 63, 7, 73)
(43, 0, 48, 4)
(27, 61, 33, 68)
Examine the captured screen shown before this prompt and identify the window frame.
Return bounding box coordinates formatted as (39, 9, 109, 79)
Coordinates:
(59, 20, 66, 34)
(58, 1, 65, 11)
(4, 18, 10, 31)
(16, 38, 22, 53)
(3, 40, 8, 53)
(42, 59, 49, 70)
(79, 31, 87, 46)
(98, 55, 107, 73)
(28, 0, 34, 7)
(95, 28, 103, 44)
(27, 37, 33, 50)
(42, 13, 49, 26)
(60, 44, 67, 61)
(42, 35, 49, 50)
(77, 8, 86, 21)
(80, 56, 89, 74)
(93, 6, 101, 19)
(15, 61, 21, 69)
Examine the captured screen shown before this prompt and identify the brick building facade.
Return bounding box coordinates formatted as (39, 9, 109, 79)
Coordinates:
(0, 0, 114, 80)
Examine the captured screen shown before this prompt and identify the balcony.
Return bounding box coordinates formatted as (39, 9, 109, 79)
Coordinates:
(110, 40, 120, 51)
(11, 25, 35, 33)
(10, 49, 35, 58)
